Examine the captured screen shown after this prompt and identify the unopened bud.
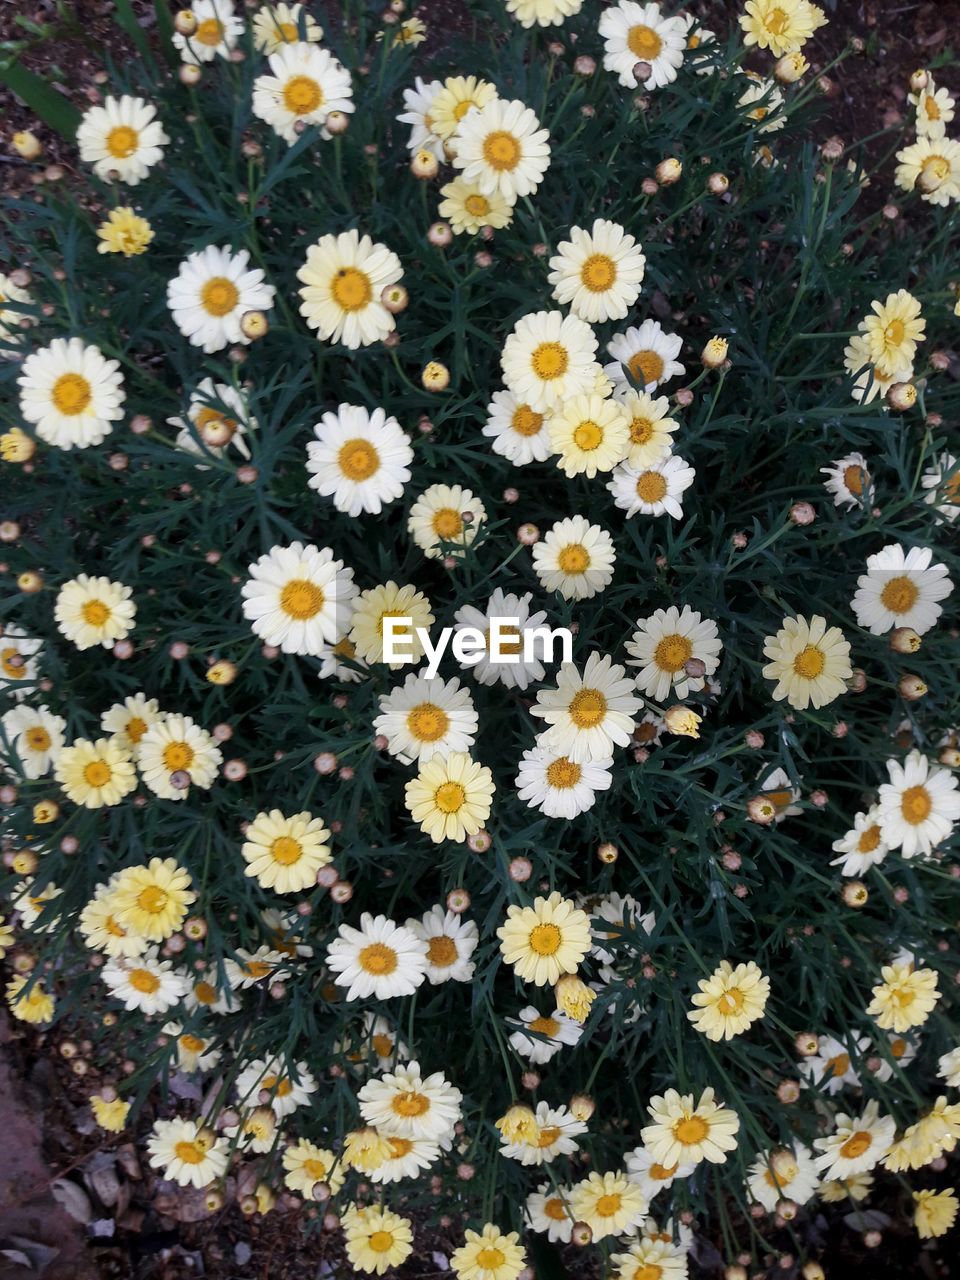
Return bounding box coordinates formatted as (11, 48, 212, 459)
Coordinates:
(655, 157, 682, 185)
(179, 63, 202, 87)
(774, 52, 808, 84)
(890, 627, 921, 654)
(701, 335, 728, 368)
(12, 131, 42, 160)
(240, 311, 268, 340)
(410, 149, 438, 179)
(174, 8, 198, 35)
(898, 673, 927, 700)
(886, 381, 917, 411)
(707, 172, 729, 194)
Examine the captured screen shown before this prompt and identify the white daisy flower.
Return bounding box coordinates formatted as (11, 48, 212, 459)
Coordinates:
(532, 515, 616, 601)
(598, 1, 687, 89)
(877, 749, 960, 858)
(800, 1033, 870, 1095)
(624, 1146, 694, 1203)
(318, 636, 369, 682)
(138, 714, 223, 800)
(452, 589, 551, 689)
(54, 575, 135, 650)
(851, 543, 953, 636)
(547, 218, 646, 324)
(502, 309, 599, 412)
(173, 0, 244, 63)
(0, 271, 35, 356)
(404, 907, 479, 984)
(821, 452, 871, 510)
(307, 403, 412, 517)
(0, 628, 41, 699)
(452, 96, 551, 201)
(525, 1183, 576, 1242)
(515, 736, 613, 819)
(100, 694, 163, 761)
(147, 1117, 229, 1188)
(830, 807, 889, 876)
(1, 705, 65, 779)
(756, 765, 802, 822)
(18, 338, 125, 450)
(508, 1006, 583, 1064)
(396, 76, 445, 158)
(843, 333, 913, 405)
(358, 1060, 462, 1143)
(747, 1144, 819, 1212)
(369, 1135, 442, 1184)
(223, 946, 287, 990)
(870, 1033, 919, 1083)
(326, 913, 429, 1001)
(608, 454, 695, 518)
(531, 652, 643, 764)
(76, 95, 168, 184)
(251, 2, 323, 54)
(937, 1046, 960, 1089)
(912, 81, 956, 141)
(234, 1055, 317, 1117)
(737, 75, 786, 133)
(408, 483, 486, 559)
(813, 1101, 896, 1179)
(167, 377, 254, 462)
(241, 542, 356, 655)
(682, 13, 717, 74)
(499, 1101, 587, 1165)
(590, 891, 656, 965)
(616, 390, 680, 469)
(297, 228, 403, 349)
(548, 393, 631, 479)
(626, 606, 723, 702)
(374, 674, 478, 764)
(605, 320, 685, 393)
(9, 879, 62, 932)
(921, 452, 960, 522)
(162, 1022, 222, 1074)
(183, 974, 238, 1015)
(252, 43, 353, 144)
(167, 246, 275, 354)
(482, 389, 551, 465)
(102, 949, 190, 1015)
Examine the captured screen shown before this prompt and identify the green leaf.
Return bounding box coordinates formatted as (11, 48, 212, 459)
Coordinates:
(111, 0, 154, 66)
(153, 0, 177, 66)
(0, 58, 81, 138)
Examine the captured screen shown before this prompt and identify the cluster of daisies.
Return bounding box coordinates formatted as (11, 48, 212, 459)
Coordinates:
(895, 69, 960, 210)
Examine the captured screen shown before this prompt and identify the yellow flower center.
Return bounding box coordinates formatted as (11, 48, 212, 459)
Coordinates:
(427, 934, 458, 966)
(372, 1033, 395, 1057)
(528, 922, 562, 955)
(359, 942, 398, 975)
(530, 341, 569, 381)
(128, 967, 160, 993)
(482, 130, 521, 171)
(635, 1266, 663, 1280)
(303, 1157, 329, 1179)
(826, 1052, 850, 1077)
(630, 416, 654, 444)
(537, 1125, 561, 1147)
(924, 97, 941, 121)
(557, 543, 590, 574)
(106, 125, 139, 159)
(843, 463, 865, 495)
(764, 7, 789, 35)
(83, 759, 113, 787)
(627, 24, 663, 59)
(545, 757, 582, 789)
(857, 825, 882, 853)
(528, 1015, 560, 1037)
(627, 350, 664, 385)
(511, 404, 543, 436)
(544, 1196, 567, 1221)
(162, 741, 195, 771)
(883, 319, 906, 346)
(476, 1248, 506, 1270)
(195, 16, 225, 45)
(338, 438, 380, 481)
(434, 781, 466, 813)
(137, 885, 169, 913)
(922, 155, 950, 183)
(201, 276, 239, 317)
(278, 21, 299, 40)
(432, 507, 464, 539)
(180, 1034, 206, 1052)
(717, 987, 745, 1014)
(901, 784, 932, 824)
(839, 1130, 873, 1159)
(1, 647, 26, 679)
(194, 980, 217, 1004)
(369, 1231, 396, 1253)
(331, 266, 372, 312)
(569, 688, 607, 728)
(388, 1137, 413, 1157)
(51, 372, 92, 416)
(572, 420, 603, 452)
(654, 633, 693, 673)
(407, 703, 450, 742)
(283, 74, 323, 115)
(674, 1114, 709, 1145)
(126, 716, 147, 742)
(81, 599, 111, 628)
(890, 1037, 908, 1058)
(580, 253, 617, 292)
(26, 727, 52, 751)
(793, 644, 825, 679)
(391, 1091, 430, 1117)
(649, 1161, 677, 1180)
(270, 835, 304, 865)
(465, 193, 490, 217)
(635, 471, 668, 503)
(880, 575, 919, 614)
(175, 1139, 206, 1164)
(280, 578, 325, 619)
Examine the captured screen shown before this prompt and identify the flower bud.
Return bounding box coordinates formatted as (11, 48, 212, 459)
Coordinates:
(632, 61, 652, 84)
(842, 880, 868, 907)
(747, 794, 777, 825)
(664, 705, 701, 738)
(179, 63, 203, 87)
(909, 68, 929, 93)
(886, 381, 916, 411)
(555, 974, 595, 1023)
(427, 221, 453, 248)
(571, 1222, 593, 1247)
(596, 841, 618, 864)
(325, 111, 349, 136)
(789, 501, 816, 526)
(569, 1093, 595, 1122)
(655, 157, 682, 185)
(18, 571, 43, 593)
(12, 131, 42, 160)
(701, 335, 728, 368)
(774, 52, 808, 83)
(898, 673, 927, 700)
(240, 311, 269, 340)
(421, 361, 450, 391)
(890, 627, 921, 654)
(777, 1079, 800, 1103)
(206, 660, 237, 685)
(725, 1268, 748, 1280)
(381, 284, 408, 313)
(939, 747, 960, 769)
(174, 8, 198, 35)
(574, 55, 596, 76)
(707, 172, 729, 195)
(410, 149, 439, 179)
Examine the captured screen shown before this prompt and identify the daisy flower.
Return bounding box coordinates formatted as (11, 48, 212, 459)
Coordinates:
(79, 886, 146, 959)
(19, 338, 125, 450)
(830, 808, 889, 876)
(851, 544, 953, 636)
(173, 0, 243, 63)
(914, 1189, 959, 1240)
(570, 1171, 647, 1241)
(921, 452, 960, 522)
(0, 271, 34, 355)
(404, 752, 495, 843)
(405, 906, 478, 984)
(800, 1033, 869, 1094)
(6, 976, 55, 1025)
(548, 393, 630, 478)
(242, 542, 356, 655)
(96, 206, 154, 257)
(762, 614, 852, 711)
(451, 1225, 526, 1280)
(91, 1095, 131, 1133)
(497, 892, 591, 987)
(894, 136, 960, 206)
(252, 3, 323, 53)
(76, 95, 168, 184)
(147, 1117, 228, 1188)
(605, 320, 685, 393)
(687, 960, 770, 1041)
(843, 333, 912, 404)
(739, 0, 827, 56)
(162, 1023, 222, 1074)
(318, 635, 369, 682)
(428, 75, 498, 141)
(607, 454, 696, 518)
(358, 1060, 462, 1143)
(598, 1, 687, 90)
(55, 574, 136, 651)
(747, 1145, 820, 1212)
(532, 516, 616, 601)
(297, 229, 403, 349)
(499, 1101, 587, 1165)
(813, 1101, 896, 1179)
(224, 945, 287, 990)
(640, 1087, 741, 1167)
(483, 390, 550, 465)
(516, 737, 613, 820)
(307, 403, 412, 517)
(374, 673, 478, 764)
(531, 653, 642, 764)
(111, 858, 195, 941)
(100, 694, 162, 760)
(616, 390, 679, 468)
(408, 483, 486, 559)
(241, 809, 333, 893)
(169, 375, 254, 461)
(368, 1134, 440, 1183)
(627, 606, 723, 701)
(327, 914, 429, 1000)
(234, 1055, 317, 1117)
(911, 80, 955, 140)
(282, 1140, 345, 1197)
(452, 590, 551, 689)
(525, 1184, 575, 1242)
(859, 289, 925, 379)
(102, 949, 189, 1014)
(610, 1237, 688, 1280)
(1, 705, 65, 779)
(138, 715, 222, 800)
(54, 736, 136, 808)
(10, 880, 62, 932)
(591, 892, 655, 964)
(508, 1006, 583, 1064)
(502, 309, 598, 412)
(0, 628, 41, 697)
(867, 963, 940, 1033)
(439, 178, 515, 234)
(938, 1047, 960, 1089)
(871, 1032, 919, 1083)
(737, 76, 786, 132)
(506, 0, 583, 27)
(452, 97, 551, 201)
(168, 246, 274, 354)
(344, 1206, 414, 1275)
(624, 1146, 694, 1204)
(252, 44, 353, 144)
(547, 219, 646, 324)
(396, 76, 444, 158)
(349, 581, 435, 667)
(821, 451, 870, 510)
